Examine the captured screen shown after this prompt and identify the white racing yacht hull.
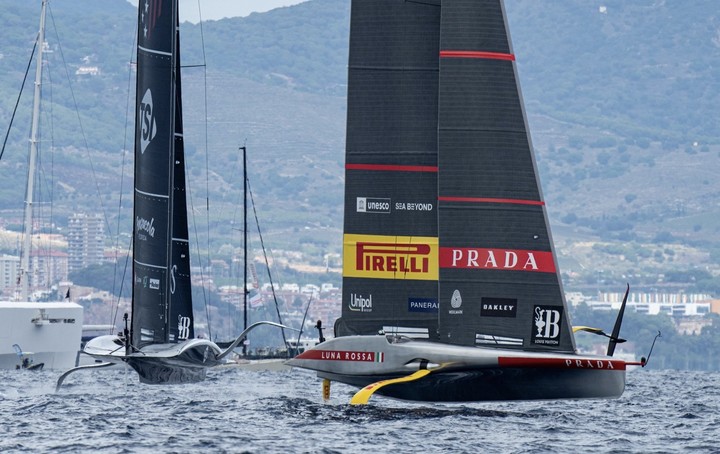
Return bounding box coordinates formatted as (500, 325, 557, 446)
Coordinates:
(287, 335, 627, 402)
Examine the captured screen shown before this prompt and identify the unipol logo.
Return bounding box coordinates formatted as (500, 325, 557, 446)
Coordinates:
(349, 293, 373, 312)
(532, 305, 563, 346)
(139, 89, 157, 154)
(177, 314, 191, 340)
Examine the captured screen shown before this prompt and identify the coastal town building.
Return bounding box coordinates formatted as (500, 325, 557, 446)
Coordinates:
(0, 254, 19, 294)
(67, 213, 105, 272)
(577, 291, 716, 317)
(0, 250, 68, 296)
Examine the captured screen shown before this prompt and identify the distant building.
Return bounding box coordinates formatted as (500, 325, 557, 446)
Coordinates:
(578, 291, 716, 317)
(29, 249, 68, 289)
(0, 250, 68, 295)
(0, 254, 20, 293)
(210, 259, 229, 279)
(675, 317, 713, 335)
(67, 213, 105, 272)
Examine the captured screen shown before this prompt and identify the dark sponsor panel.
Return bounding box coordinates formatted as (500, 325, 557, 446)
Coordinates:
(480, 297, 517, 318)
(531, 305, 564, 346)
(356, 197, 391, 214)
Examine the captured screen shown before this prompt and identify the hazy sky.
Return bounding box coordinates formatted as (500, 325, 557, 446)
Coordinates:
(127, 0, 309, 23)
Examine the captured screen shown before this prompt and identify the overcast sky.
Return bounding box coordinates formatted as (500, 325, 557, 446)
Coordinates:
(127, 0, 309, 23)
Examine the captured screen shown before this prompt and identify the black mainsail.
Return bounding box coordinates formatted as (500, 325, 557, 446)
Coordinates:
(436, 0, 574, 351)
(288, 0, 642, 403)
(56, 0, 289, 388)
(338, 0, 441, 340)
(132, 0, 194, 348)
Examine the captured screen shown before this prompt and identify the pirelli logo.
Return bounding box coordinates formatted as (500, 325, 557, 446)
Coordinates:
(344, 234, 438, 281)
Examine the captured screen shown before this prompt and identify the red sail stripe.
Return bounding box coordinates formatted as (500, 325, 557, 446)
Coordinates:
(154, 0, 161, 31)
(346, 164, 439, 173)
(149, 1, 156, 37)
(439, 196, 544, 206)
(440, 247, 556, 273)
(440, 50, 515, 61)
(146, 0, 163, 39)
(498, 357, 627, 371)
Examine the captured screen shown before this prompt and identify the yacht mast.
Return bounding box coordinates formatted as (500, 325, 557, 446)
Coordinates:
(19, 0, 48, 301)
(242, 145, 248, 356)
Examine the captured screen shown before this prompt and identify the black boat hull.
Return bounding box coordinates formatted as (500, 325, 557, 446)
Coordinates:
(127, 358, 208, 384)
(125, 344, 223, 384)
(81, 335, 223, 385)
(287, 335, 630, 402)
(320, 366, 625, 402)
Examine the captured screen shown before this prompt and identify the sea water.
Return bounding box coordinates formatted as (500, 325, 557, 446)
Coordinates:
(0, 368, 717, 453)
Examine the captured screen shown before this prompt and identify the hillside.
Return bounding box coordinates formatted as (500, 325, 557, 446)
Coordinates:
(0, 0, 718, 294)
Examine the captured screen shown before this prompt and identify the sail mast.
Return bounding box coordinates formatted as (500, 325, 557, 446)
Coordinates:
(242, 145, 248, 356)
(19, 0, 48, 301)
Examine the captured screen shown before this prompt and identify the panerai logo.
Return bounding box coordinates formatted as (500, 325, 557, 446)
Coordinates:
(349, 293, 373, 312)
(532, 305, 563, 346)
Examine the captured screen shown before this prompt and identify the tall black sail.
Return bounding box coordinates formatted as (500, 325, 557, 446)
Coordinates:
(337, 0, 442, 340)
(436, 0, 574, 352)
(132, 0, 194, 348)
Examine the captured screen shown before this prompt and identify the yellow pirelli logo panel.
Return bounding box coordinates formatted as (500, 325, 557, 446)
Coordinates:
(343, 234, 438, 281)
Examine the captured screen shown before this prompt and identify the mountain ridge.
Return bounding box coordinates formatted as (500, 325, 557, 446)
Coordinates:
(0, 0, 718, 293)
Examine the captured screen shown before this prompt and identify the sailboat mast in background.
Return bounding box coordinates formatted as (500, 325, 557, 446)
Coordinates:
(18, 0, 48, 302)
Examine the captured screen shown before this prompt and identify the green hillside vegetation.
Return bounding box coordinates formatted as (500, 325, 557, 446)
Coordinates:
(0, 0, 718, 292)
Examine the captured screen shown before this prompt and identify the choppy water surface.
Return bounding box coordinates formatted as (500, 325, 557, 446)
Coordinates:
(0, 368, 717, 453)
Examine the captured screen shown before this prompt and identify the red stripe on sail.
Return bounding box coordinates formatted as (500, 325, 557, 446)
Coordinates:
(154, 0, 161, 31)
(498, 357, 627, 371)
(145, 0, 163, 39)
(440, 247, 556, 273)
(346, 164, 438, 173)
(440, 50, 515, 61)
(438, 196, 544, 206)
